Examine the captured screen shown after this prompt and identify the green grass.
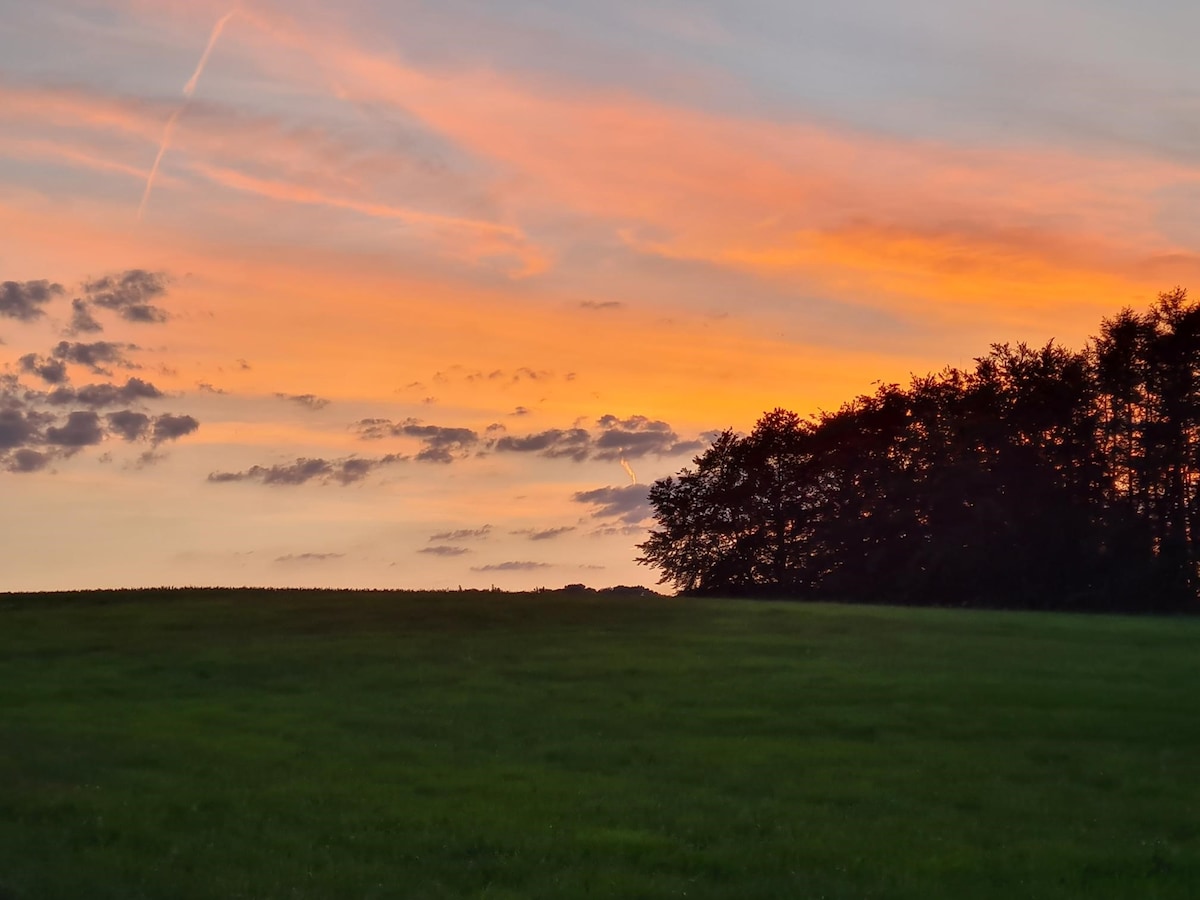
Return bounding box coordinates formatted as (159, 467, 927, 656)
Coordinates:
(1, 588, 1198, 899)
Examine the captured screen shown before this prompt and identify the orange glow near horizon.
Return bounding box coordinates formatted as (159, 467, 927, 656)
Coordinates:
(3, 0, 1197, 590)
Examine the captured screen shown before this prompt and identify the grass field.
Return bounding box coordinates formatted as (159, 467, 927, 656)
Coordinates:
(1, 588, 1198, 899)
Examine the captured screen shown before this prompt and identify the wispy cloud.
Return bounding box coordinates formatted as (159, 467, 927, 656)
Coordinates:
(275, 392, 330, 411)
(419, 545, 471, 557)
(208, 454, 404, 486)
(429, 525, 492, 542)
(275, 552, 345, 564)
(471, 561, 552, 572)
(512, 526, 576, 541)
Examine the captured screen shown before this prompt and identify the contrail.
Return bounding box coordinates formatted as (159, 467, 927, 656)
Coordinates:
(620, 456, 637, 484)
(138, 8, 238, 220)
(184, 10, 237, 98)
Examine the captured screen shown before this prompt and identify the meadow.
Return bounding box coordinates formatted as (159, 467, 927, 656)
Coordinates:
(1, 588, 1198, 899)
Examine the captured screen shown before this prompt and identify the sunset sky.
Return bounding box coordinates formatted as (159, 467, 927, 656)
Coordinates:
(4, 0, 1199, 591)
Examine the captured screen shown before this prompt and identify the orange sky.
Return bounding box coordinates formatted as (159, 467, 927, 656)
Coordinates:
(2, 0, 1196, 590)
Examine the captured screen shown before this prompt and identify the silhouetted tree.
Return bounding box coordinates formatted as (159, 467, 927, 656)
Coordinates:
(638, 290, 1200, 611)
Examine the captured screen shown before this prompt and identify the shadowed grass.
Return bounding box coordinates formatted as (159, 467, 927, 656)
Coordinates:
(1, 588, 1198, 898)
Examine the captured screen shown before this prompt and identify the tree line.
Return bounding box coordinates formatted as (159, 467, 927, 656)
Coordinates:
(637, 289, 1200, 611)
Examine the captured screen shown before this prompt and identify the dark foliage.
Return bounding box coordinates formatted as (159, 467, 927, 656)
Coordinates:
(639, 289, 1200, 611)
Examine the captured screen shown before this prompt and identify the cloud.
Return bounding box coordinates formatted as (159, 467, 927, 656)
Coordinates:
(6, 448, 49, 473)
(350, 413, 702, 466)
(424, 367, 564, 388)
(572, 484, 653, 524)
(151, 414, 199, 444)
(208, 454, 405, 486)
(275, 392, 331, 411)
(81, 270, 170, 324)
(0, 398, 199, 468)
(50, 340, 139, 374)
(43, 378, 164, 408)
(429, 525, 492, 541)
(0, 288, 200, 472)
(470, 561, 553, 572)
(591, 414, 704, 461)
(0, 407, 48, 449)
(287, 24, 1198, 317)
(189, 161, 547, 279)
(512, 526, 576, 540)
(106, 410, 151, 441)
(0, 280, 62, 321)
(355, 418, 480, 463)
(580, 300, 624, 310)
(494, 427, 592, 461)
(45, 410, 104, 447)
(197, 382, 226, 394)
(419, 545, 471, 557)
(18, 354, 68, 384)
(67, 298, 102, 335)
(275, 552, 345, 564)
(496, 415, 702, 462)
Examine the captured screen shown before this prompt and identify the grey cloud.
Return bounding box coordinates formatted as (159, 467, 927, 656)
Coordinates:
(0, 280, 62, 321)
(209, 459, 333, 485)
(152, 414, 199, 444)
(51, 340, 138, 374)
(208, 454, 405, 486)
(429, 525, 491, 542)
(44, 377, 164, 408)
(590, 523, 648, 538)
(454, 367, 557, 385)
(275, 552, 345, 564)
(0, 408, 47, 449)
(45, 411, 104, 447)
(592, 414, 703, 461)
(573, 484, 653, 525)
(83, 270, 170, 323)
(512, 526, 576, 541)
(580, 300, 624, 310)
(494, 427, 591, 461)
(0, 399, 199, 471)
(275, 393, 330, 411)
(7, 448, 49, 473)
(18, 354, 68, 384)
(106, 410, 151, 441)
(349, 412, 701, 466)
(197, 383, 226, 394)
(133, 449, 167, 469)
(0, 274, 200, 473)
(470, 561, 553, 572)
(511, 406, 531, 416)
(495, 415, 700, 463)
(68, 298, 103, 335)
(355, 418, 480, 463)
(419, 545, 471, 557)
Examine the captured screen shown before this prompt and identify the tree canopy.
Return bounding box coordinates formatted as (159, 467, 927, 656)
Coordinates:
(637, 289, 1200, 611)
